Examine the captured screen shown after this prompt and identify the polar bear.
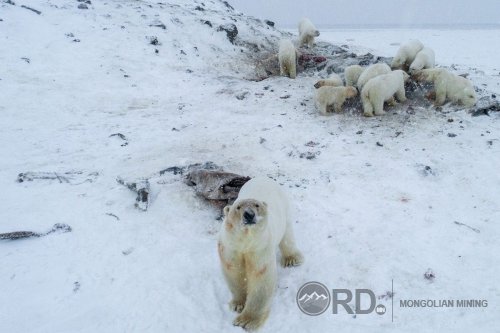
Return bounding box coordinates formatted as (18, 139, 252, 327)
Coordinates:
(218, 177, 303, 330)
(298, 18, 320, 48)
(412, 68, 476, 107)
(409, 47, 435, 73)
(356, 63, 391, 90)
(315, 86, 358, 115)
(314, 73, 343, 89)
(278, 39, 297, 79)
(391, 39, 424, 70)
(344, 65, 364, 87)
(361, 70, 410, 117)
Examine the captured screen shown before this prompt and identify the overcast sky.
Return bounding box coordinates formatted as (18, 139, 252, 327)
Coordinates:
(229, 0, 500, 28)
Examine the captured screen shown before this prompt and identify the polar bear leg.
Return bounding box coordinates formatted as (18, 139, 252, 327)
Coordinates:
(434, 83, 447, 106)
(333, 102, 343, 113)
(318, 102, 329, 115)
(362, 96, 374, 117)
(373, 97, 386, 116)
(222, 264, 247, 313)
(395, 88, 407, 103)
(279, 222, 304, 267)
(233, 266, 276, 330)
(386, 97, 397, 106)
(288, 62, 296, 79)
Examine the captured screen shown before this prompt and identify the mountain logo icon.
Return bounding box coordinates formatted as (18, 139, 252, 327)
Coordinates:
(296, 282, 331, 316)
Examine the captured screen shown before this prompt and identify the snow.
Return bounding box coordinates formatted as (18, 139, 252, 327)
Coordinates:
(1, 1, 499, 332)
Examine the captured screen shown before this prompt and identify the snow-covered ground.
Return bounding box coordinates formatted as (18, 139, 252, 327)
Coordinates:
(1, 1, 499, 332)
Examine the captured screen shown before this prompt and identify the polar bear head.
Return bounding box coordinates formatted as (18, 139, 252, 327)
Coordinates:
(223, 199, 268, 234)
(345, 86, 358, 98)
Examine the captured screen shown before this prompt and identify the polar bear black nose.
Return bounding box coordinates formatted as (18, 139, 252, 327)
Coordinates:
(243, 210, 256, 224)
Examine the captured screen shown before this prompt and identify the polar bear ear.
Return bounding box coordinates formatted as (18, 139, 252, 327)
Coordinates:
(261, 201, 268, 208)
(223, 205, 231, 217)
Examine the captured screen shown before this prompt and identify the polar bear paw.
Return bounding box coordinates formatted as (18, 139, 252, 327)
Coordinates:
(281, 251, 304, 267)
(230, 299, 245, 313)
(233, 312, 268, 331)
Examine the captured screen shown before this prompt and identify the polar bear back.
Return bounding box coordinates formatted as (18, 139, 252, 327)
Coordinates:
(236, 177, 288, 247)
(298, 18, 319, 37)
(345, 65, 364, 86)
(391, 39, 424, 69)
(409, 47, 435, 72)
(362, 70, 407, 101)
(298, 18, 319, 47)
(357, 63, 391, 90)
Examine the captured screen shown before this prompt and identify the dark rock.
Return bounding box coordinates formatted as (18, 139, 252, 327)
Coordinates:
(77, 3, 88, 9)
(17, 171, 98, 184)
(116, 178, 150, 211)
(0, 223, 72, 241)
(236, 91, 249, 100)
(217, 23, 238, 44)
(376, 142, 383, 147)
(424, 268, 435, 281)
(202, 20, 212, 27)
(447, 133, 457, 137)
(264, 20, 275, 27)
(149, 36, 159, 45)
(195, 5, 204, 11)
(221, 1, 234, 10)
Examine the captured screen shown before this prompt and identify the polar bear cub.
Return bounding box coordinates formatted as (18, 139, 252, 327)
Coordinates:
(278, 39, 297, 79)
(361, 70, 410, 117)
(409, 47, 435, 73)
(298, 18, 320, 48)
(344, 65, 364, 87)
(357, 63, 391, 90)
(412, 68, 476, 107)
(314, 73, 343, 89)
(315, 86, 358, 115)
(391, 39, 424, 70)
(218, 177, 303, 330)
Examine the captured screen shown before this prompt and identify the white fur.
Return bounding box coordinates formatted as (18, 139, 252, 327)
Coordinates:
(391, 39, 424, 69)
(361, 70, 410, 117)
(315, 86, 358, 115)
(218, 177, 303, 330)
(357, 63, 391, 90)
(344, 65, 364, 87)
(409, 47, 435, 73)
(278, 39, 297, 79)
(298, 18, 320, 48)
(314, 73, 343, 89)
(413, 68, 476, 107)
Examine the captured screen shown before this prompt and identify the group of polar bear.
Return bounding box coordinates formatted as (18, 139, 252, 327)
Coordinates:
(218, 20, 479, 332)
(279, 19, 477, 117)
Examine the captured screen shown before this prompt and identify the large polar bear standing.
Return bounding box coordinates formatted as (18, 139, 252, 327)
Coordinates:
(412, 68, 477, 107)
(315, 86, 358, 114)
(344, 65, 364, 87)
(361, 70, 410, 117)
(298, 18, 320, 48)
(218, 177, 303, 330)
(391, 40, 424, 70)
(409, 47, 435, 73)
(356, 63, 391, 90)
(314, 73, 343, 89)
(278, 39, 297, 79)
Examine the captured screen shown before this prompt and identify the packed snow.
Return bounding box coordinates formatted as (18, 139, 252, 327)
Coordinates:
(1, 1, 499, 332)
